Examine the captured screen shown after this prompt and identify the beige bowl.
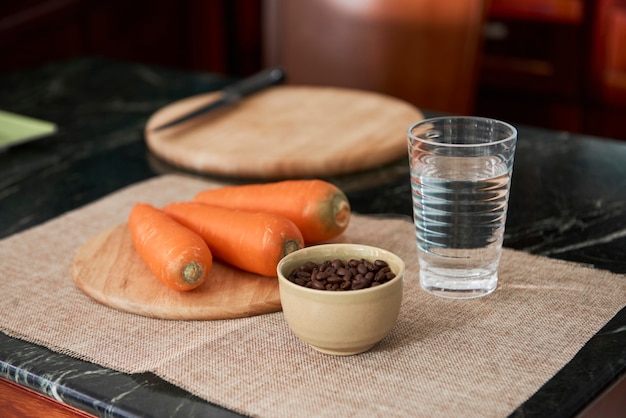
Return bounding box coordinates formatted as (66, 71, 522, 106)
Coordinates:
(277, 244, 404, 356)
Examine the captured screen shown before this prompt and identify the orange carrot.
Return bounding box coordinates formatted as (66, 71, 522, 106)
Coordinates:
(128, 203, 212, 292)
(193, 179, 351, 243)
(163, 201, 304, 276)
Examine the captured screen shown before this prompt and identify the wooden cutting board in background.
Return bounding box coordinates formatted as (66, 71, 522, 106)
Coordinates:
(72, 224, 282, 320)
(145, 86, 423, 179)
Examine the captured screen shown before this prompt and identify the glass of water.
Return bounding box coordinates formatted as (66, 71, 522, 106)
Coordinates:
(407, 117, 517, 299)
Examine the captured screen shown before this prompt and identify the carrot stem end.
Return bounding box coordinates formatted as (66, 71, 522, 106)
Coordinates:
(283, 240, 302, 259)
(182, 261, 205, 285)
(333, 193, 351, 228)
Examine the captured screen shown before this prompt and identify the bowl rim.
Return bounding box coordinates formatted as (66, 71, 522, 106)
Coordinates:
(277, 243, 405, 296)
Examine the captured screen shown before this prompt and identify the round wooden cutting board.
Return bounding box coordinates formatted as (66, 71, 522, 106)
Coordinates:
(72, 224, 282, 320)
(144, 86, 423, 179)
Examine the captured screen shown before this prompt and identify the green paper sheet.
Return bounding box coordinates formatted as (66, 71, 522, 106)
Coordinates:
(0, 110, 57, 150)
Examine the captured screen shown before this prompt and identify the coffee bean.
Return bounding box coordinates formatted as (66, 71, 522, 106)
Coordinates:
(374, 270, 386, 282)
(311, 279, 325, 290)
(287, 258, 396, 291)
(303, 261, 317, 270)
(336, 267, 349, 276)
(327, 275, 343, 284)
(297, 270, 311, 279)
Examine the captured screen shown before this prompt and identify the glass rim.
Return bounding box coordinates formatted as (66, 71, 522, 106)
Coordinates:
(407, 116, 517, 148)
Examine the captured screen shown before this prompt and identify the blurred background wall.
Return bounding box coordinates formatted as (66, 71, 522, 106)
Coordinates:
(1, 0, 625, 140)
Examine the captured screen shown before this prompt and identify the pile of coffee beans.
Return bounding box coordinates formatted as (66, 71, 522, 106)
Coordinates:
(287, 258, 396, 291)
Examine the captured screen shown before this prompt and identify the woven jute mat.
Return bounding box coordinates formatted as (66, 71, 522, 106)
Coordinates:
(1, 175, 624, 417)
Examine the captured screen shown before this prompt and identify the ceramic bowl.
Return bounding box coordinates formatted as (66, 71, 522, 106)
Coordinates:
(277, 243, 404, 355)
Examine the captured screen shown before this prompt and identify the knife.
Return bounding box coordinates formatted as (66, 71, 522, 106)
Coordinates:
(152, 67, 286, 131)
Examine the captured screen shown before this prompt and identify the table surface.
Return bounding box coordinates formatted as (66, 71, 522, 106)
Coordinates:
(0, 57, 624, 418)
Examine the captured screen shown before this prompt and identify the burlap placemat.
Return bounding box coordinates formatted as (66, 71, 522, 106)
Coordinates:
(1, 175, 624, 417)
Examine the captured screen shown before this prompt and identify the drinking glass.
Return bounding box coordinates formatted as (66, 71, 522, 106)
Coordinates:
(407, 117, 517, 298)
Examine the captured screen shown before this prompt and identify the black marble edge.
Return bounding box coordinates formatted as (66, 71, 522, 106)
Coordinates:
(0, 331, 246, 418)
(1, 355, 138, 418)
(510, 306, 626, 417)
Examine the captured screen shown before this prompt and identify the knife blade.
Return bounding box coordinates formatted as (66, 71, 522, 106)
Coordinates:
(152, 67, 286, 131)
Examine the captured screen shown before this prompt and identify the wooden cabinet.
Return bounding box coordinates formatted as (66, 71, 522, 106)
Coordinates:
(589, 0, 626, 105)
(477, 0, 587, 133)
(0, 377, 95, 418)
(0, 0, 86, 72)
(477, 0, 626, 140)
(0, 0, 262, 77)
(585, 0, 626, 139)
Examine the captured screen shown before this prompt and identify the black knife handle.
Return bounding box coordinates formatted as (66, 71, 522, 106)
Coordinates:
(223, 68, 287, 99)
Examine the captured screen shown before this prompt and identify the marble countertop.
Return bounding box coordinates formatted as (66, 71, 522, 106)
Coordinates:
(0, 57, 624, 417)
